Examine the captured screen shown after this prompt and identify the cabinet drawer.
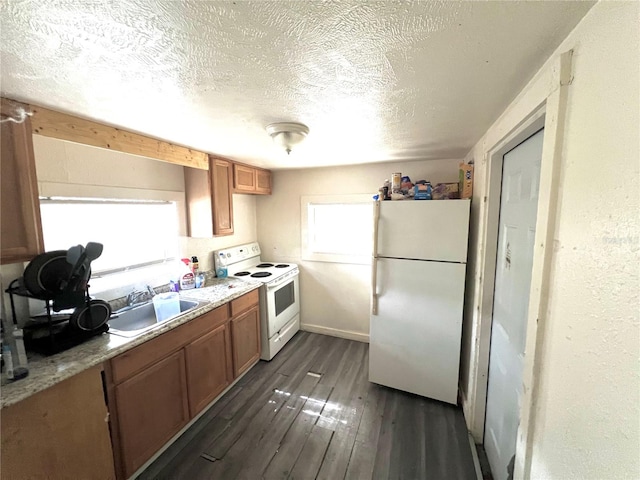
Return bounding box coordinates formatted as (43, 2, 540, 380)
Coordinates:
(110, 304, 229, 384)
(230, 289, 259, 317)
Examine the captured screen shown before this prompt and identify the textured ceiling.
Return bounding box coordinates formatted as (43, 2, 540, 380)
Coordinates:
(1, 1, 594, 169)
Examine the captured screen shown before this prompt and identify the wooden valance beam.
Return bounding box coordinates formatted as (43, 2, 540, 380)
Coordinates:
(2, 98, 209, 170)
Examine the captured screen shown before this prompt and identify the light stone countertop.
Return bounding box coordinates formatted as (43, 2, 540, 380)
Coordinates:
(0, 277, 261, 409)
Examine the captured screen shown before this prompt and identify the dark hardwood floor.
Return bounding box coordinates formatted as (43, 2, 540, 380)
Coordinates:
(139, 331, 477, 480)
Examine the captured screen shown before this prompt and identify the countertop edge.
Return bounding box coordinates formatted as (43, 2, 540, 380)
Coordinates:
(0, 279, 261, 409)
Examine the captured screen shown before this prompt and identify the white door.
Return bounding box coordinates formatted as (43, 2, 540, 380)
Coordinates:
(484, 129, 543, 480)
(377, 199, 470, 262)
(369, 257, 466, 404)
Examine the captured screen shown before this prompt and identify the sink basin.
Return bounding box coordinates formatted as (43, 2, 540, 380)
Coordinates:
(108, 299, 204, 337)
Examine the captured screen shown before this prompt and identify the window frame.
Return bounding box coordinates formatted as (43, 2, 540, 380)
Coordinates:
(39, 197, 179, 276)
(33, 181, 186, 301)
(301, 194, 373, 265)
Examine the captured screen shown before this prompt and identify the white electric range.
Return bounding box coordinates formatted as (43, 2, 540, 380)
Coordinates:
(214, 242, 299, 361)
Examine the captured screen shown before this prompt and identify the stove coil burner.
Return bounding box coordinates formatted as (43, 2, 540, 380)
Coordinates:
(256, 263, 274, 268)
(234, 271, 251, 276)
(251, 272, 272, 278)
(275, 264, 290, 268)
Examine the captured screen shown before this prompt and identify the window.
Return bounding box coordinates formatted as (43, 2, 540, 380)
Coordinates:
(40, 197, 179, 274)
(301, 194, 373, 264)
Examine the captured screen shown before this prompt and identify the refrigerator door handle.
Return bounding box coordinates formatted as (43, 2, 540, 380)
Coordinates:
(371, 201, 380, 315)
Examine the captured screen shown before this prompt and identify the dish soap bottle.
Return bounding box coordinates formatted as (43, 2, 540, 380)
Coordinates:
(216, 252, 228, 278)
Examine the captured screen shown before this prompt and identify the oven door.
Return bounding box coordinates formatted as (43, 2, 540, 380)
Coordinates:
(265, 274, 300, 337)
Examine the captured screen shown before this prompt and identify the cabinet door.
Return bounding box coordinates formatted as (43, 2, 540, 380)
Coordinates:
(114, 350, 189, 478)
(211, 157, 234, 235)
(233, 163, 256, 192)
(1, 100, 44, 264)
(1, 367, 115, 479)
(185, 322, 233, 416)
(231, 306, 261, 378)
(255, 168, 272, 195)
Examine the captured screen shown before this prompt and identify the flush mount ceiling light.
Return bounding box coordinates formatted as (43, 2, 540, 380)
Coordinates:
(266, 122, 309, 155)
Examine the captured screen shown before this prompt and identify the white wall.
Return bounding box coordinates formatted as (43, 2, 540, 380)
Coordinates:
(256, 159, 459, 340)
(0, 136, 257, 323)
(461, 2, 639, 478)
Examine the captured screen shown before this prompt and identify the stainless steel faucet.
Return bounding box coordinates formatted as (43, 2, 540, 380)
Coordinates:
(126, 285, 156, 307)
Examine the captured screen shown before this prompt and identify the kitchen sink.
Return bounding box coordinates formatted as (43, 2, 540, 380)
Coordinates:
(108, 299, 205, 338)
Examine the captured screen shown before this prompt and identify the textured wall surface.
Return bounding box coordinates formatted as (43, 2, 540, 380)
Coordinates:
(1, 1, 593, 168)
(529, 3, 639, 478)
(461, 2, 640, 478)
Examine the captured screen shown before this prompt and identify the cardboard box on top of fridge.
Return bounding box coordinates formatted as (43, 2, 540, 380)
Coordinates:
(432, 183, 460, 200)
(459, 163, 473, 199)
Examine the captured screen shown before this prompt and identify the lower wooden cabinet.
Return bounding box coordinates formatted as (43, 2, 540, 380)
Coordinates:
(114, 350, 190, 477)
(229, 290, 261, 377)
(105, 291, 260, 479)
(185, 322, 233, 416)
(1, 366, 115, 479)
(231, 306, 261, 378)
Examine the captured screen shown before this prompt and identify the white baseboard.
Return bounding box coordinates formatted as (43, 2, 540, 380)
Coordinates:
(301, 323, 369, 343)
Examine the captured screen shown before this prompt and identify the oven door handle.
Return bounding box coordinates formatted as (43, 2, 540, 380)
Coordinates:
(266, 273, 297, 290)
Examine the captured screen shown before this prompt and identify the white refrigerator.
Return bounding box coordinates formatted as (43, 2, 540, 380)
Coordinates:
(369, 199, 470, 405)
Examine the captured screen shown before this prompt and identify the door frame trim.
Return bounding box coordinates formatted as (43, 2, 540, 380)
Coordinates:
(470, 50, 573, 480)
(479, 109, 546, 436)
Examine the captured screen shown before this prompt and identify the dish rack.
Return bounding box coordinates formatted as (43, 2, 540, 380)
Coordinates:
(5, 280, 109, 356)
(5, 243, 111, 356)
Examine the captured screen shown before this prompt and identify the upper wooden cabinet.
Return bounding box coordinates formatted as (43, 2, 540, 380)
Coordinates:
(233, 163, 272, 195)
(1, 99, 44, 264)
(255, 168, 272, 194)
(233, 163, 256, 192)
(211, 157, 234, 234)
(185, 155, 234, 237)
